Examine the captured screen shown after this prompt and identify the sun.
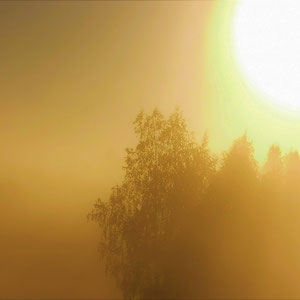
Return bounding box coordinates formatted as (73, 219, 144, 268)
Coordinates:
(233, 0, 300, 112)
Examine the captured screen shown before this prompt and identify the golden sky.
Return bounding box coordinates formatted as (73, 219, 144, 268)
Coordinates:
(4, 0, 300, 298)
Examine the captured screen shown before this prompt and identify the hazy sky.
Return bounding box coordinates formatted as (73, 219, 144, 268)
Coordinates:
(5, 0, 300, 298)
(0, 1, 213, 298)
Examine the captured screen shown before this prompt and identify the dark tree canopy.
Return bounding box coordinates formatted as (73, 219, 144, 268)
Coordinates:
(90, 109, 300, 299)
(89, 109, 216, 299)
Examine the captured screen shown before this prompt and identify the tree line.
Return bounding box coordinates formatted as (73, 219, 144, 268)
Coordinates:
(89, 109, 300, 299)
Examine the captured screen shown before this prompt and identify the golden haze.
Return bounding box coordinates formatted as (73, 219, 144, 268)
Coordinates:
(3, 0, 300, 298)
(0, 1, 211, 298)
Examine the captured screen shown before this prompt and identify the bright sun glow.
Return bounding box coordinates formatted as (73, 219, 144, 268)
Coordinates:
(233, 0, 300, 111)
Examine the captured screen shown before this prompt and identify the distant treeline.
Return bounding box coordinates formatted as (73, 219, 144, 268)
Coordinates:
(89, 109, 300, 299)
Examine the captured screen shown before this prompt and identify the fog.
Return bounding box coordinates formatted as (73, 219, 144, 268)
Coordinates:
(0, 1, 211, 298)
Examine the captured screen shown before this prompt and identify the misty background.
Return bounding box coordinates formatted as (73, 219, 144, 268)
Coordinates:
(0, 1, 212, 298)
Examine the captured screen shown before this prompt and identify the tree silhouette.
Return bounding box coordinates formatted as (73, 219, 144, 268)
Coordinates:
(90, 109, 300, 299)
(263, 145, 283, 180)
(89, 108, 216, 299)
(201, 134, 263, 298)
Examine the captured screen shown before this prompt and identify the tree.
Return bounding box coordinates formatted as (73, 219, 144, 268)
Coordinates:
(260, 145, 285, 294)
(262, 145, 284, 186)
(204, 134, 262, 298)
(89, 109, 216, 299)
(89, 109, 300, 298)
(284, 151, 300, 192)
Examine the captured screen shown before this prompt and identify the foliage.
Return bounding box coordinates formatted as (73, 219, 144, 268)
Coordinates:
(89, 109, 216, 299)
(90, 108, 300, 299)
